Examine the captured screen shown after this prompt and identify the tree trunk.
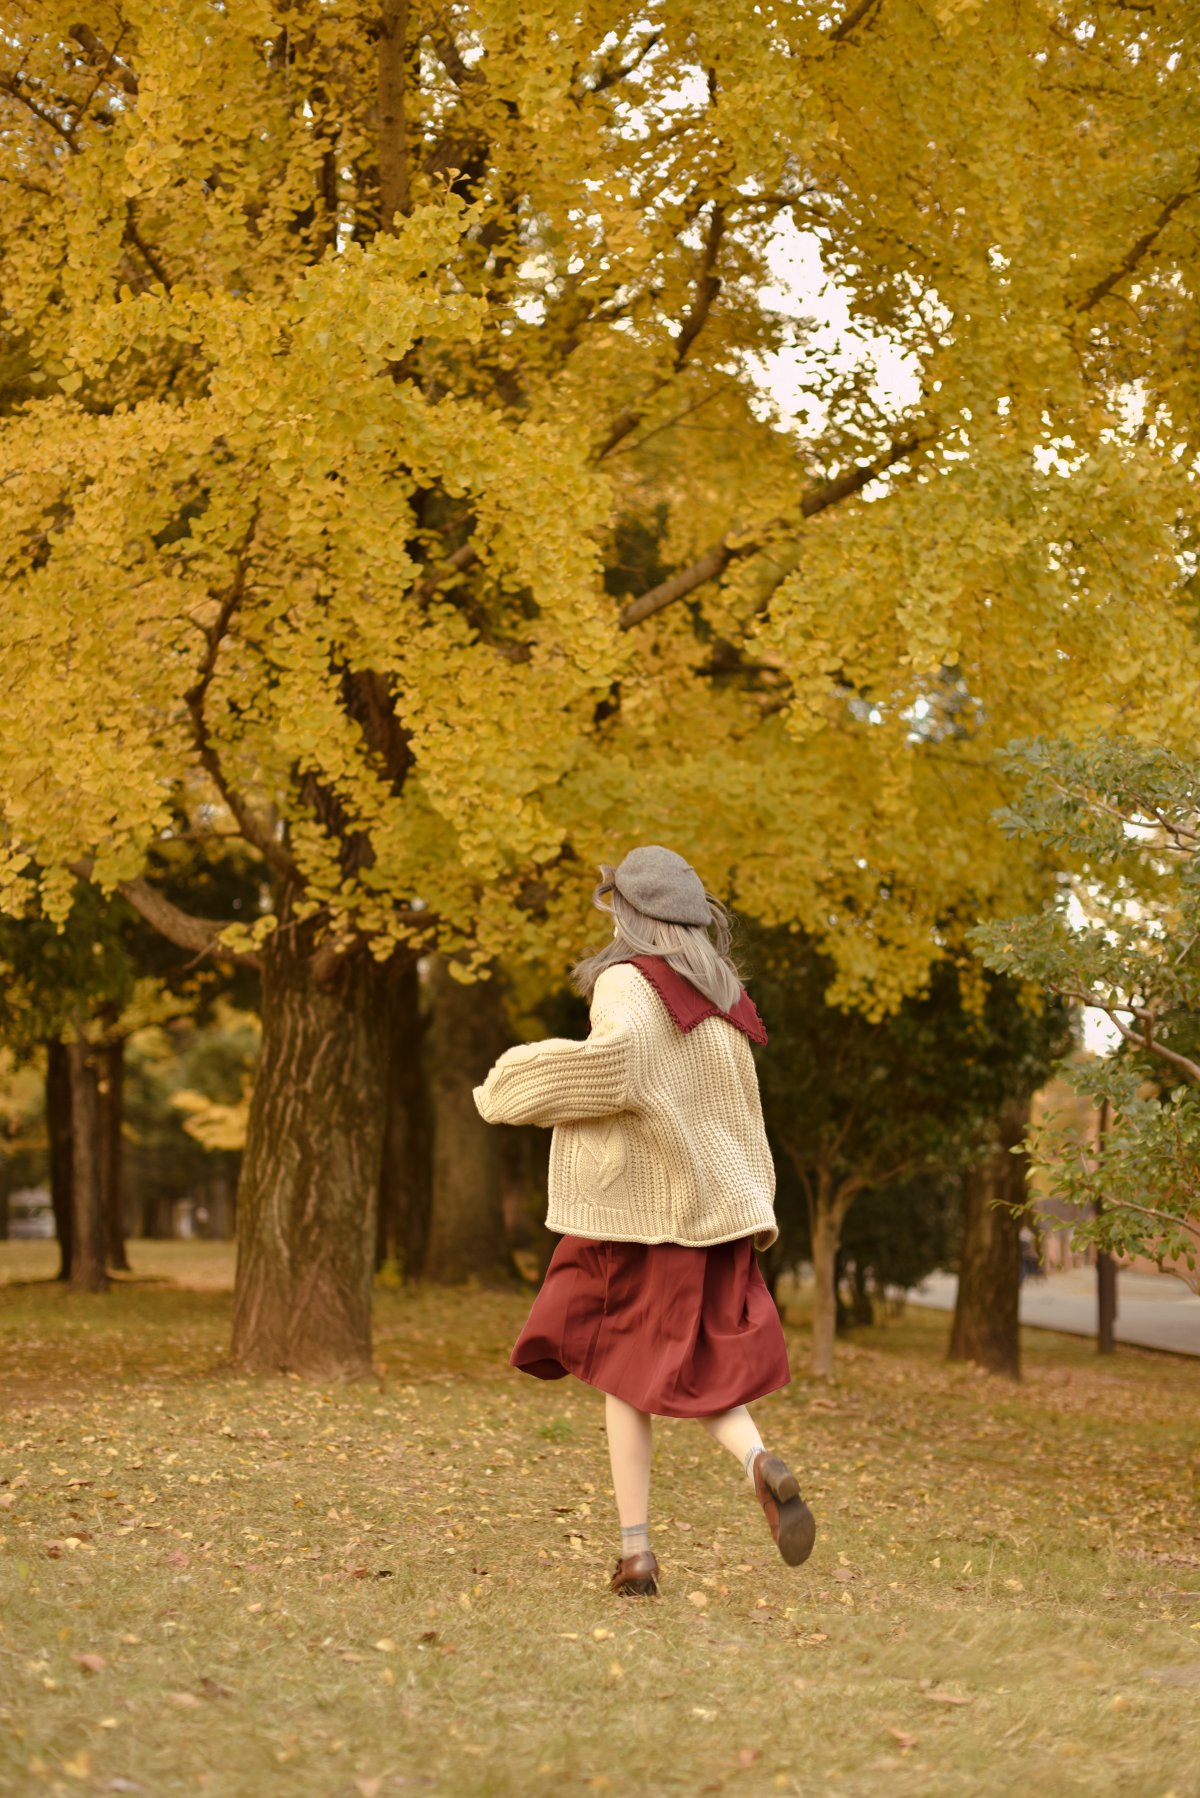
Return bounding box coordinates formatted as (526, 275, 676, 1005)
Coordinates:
(850, 1257, 874, 1327)
(810, 1199, 841, 1381)
(98, 1038, 129, 1273)
(423, 957, 512, 1284)
(498, 1123, 553, 1279)
(1095, 1103, 1116, 1354)
(948, 1095, 1029, 1378)
(45, 1039, 74, 1281)
(66, 1036, 108, 1293)
(1097, 1248, 1117, 1354)
(231, 936, 388, 1377)
(376, 958, 431, 1278)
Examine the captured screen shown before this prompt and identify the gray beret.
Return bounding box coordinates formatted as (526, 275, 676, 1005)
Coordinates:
(612, 845, 712, 928)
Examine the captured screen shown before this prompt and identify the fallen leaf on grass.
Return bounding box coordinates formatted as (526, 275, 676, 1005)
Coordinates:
(736, 1748, 762, 1769)
(887, 1729, 918, 1751)
(354, 1779, 383, 1798)
(73, 1653, 105, 1674)
(62, 1751, 92, 1779)
(169, 1692, 202, 1708)
(688, 1591, 708, 1609)
(165, 1551, 190, 1569)
(924, 1691, 971, 1707)
(198, 1677, 233, 1700)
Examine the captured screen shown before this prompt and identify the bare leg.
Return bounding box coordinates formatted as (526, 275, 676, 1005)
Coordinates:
(605, 1392, 653, 1557)
(700, 1404, 764, 1485)
(702, 1404, 816, 1567)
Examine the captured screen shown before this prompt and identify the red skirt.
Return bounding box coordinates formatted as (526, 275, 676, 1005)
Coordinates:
(510, 1234, 790, 1418)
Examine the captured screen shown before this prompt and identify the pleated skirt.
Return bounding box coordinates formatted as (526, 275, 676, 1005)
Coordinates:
(510, 1233, 790, 1418)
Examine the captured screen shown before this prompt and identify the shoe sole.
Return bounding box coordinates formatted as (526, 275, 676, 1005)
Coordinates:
(761, 1457, 817, 1568)
(777, 1496, 817, 1566)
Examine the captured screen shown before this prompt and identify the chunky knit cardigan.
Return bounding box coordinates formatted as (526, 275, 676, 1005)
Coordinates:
(472, 959, 778, 1250)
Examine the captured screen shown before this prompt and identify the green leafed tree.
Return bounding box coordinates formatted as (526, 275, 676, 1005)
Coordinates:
(750, 927, 1068, 1378)
(972, 737, 1200, 1291)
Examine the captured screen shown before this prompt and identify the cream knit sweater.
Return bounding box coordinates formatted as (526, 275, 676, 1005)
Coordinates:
(473, 962, 778, 1250)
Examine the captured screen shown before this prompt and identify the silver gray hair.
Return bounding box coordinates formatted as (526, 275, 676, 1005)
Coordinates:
(572, 866, 744, 1011)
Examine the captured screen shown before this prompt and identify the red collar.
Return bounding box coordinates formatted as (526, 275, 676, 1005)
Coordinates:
(622, 956, 768, 1046)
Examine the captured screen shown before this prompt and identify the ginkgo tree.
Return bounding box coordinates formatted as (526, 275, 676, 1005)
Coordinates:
(1, 0, 1197, 1373)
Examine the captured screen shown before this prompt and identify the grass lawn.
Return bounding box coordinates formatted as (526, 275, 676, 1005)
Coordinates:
(2, 1242, 1198, 1798)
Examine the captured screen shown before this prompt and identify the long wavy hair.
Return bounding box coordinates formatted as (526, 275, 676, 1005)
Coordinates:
(572, 865, 744, 1011)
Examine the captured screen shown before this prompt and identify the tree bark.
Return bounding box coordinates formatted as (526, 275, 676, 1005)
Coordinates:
(45, 1039, 74, 1281)
(378, 0, 411, 231)
(1097, 1246, 1117, 1354)
(1096, 1101, 1116, 1354)
(810, 1192, 841, 1381)
(376, 958, 431, 1278)
(423, 957, 512, 1284)
(231, 935, 389, 1376)
(98, 1038, 129, 1273)
(66, 1036, 108, 1293)
(948, 1096, 1029, 1378)
(850, 1257, 874, 1327)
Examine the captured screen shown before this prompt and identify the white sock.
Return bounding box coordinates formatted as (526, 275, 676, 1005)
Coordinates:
(620, 1521, 651, 1558)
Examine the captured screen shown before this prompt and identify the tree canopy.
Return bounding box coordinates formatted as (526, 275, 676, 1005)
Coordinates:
(973, 736, 1200, 1287)
(1, 0, 1196, 1006)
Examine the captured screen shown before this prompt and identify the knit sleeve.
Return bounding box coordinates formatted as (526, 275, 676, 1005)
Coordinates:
(472, 965, 645, 1129)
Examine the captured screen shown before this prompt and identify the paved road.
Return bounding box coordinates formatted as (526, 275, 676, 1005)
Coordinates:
(907, 1266, 1200, 1357)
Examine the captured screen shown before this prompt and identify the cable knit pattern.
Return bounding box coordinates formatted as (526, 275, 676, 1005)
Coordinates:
(473, 962, 778, 1250)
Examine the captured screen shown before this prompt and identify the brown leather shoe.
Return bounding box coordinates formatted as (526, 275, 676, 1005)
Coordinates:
(609, 1550, 659, 1596)
(751, 1451, 816, 1567)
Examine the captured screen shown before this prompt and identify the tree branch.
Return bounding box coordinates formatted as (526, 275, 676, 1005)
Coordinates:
(832, 1175, 868, 1225)
(617, 433, 925, 628)
(1058, 985, 1200, 1085)
(1076, 164, 1200, 313)
(619, 539, 741, 631)
(123, 207, 171, 289)
(596, 201, 727, 460)
(0, 72, 76, 146)
(410, 538, 480, 605)
(69, 24, 139, 97)
(581, 30, 663, 95)
(828, 0, 885, 42)
(1091, 1194, 1200, 1240)
(378, 0, 411, 230)
(430, 28, 471, 89)
(182, 518, 299, 882)
(1107, 1010, 1200, 1086)
(69, 863, 260, 968)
